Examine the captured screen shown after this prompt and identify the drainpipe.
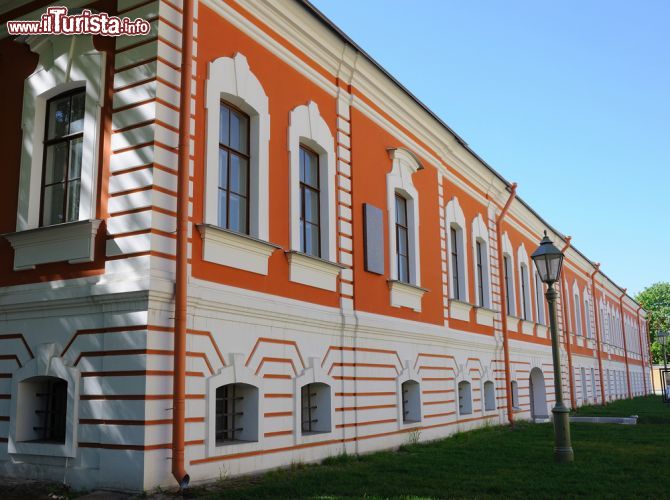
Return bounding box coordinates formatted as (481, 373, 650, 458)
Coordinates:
(558, 238, 576, 409)
(619, 291, 633, 399)
(590, 264, 606, 405)
(646, 317, 655, 395)
(495, 183, 516, 426)
(636, 305, 648, 394)
(171, 0, 194, 489)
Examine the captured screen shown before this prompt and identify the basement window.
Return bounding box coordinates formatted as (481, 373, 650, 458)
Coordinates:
(215, 383, 258, 444)
(511, 381, 520, 409)
(17, 376, 67, 444)
(484, 381, 496, 411)
(458, 381, 472, 415)
(301, 382, 331, 434)
(401, 379, 421, 423)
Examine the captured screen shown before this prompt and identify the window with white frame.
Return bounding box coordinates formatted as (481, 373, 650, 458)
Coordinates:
(446, 197, 468, 302)
(458, 381, 472, 415)
(584, 295, 593, 339)
(5, 36, 104, 270)
(517, 244, 532, 321)
(472, 215, 491, 308)
(501, 233, 516, 316)
(573, 283, 583, 336)
(386, 149, 426, 311)
(17, 376, 68, 444)
(535, 272, 546, 325)
(215, 383, 259, 444)
(484, 381, 496, 411)
(300, 382, 331, 434)
(205, 53, 270, 240)
(511, 380, 520, 409)
(401, 379, 421, 423)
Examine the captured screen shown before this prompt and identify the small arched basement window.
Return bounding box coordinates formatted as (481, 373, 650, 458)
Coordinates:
(511, 380, 520, 409)
(301, 382, 331, 434)
(483, 381, 496, 411)
(16, 376, 67, 444)
(401, 379, 421, 423)
(458, 381, 472, 415)
(215, 383, 259, 444)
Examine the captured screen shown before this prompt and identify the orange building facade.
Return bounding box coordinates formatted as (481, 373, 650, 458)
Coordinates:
(0, 0, 651, 490)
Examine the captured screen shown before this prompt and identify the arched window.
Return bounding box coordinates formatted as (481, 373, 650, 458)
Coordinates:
(483, 381, 496, 411)
(395, 193, 410, 283)
(215, 383, 259, 444)
(401, 379, 421, 423)
(501, 233, 516, 316)
(511, 380, 520, 409)
(472, 215, 491, 308)
(16, 376, 67, 444)
(301, 382, 331, 434)
(584, 293, 593, 339)
(535, 271, 546, 325)
(446, 197, 468, 302)
(572, 282, 583, 336)
(517, 244, 532, 321)
(458, 381, 472, 415)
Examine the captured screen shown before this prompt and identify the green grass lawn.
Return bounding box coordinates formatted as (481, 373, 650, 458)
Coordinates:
(188, 395, 670, 499)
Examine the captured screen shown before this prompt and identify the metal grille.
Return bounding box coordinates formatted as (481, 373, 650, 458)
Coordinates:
(33, 378, 67, 443)
(301, 384, 319, 433)
(215, 384, 244, 443)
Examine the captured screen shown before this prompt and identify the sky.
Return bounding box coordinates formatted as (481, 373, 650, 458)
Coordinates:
(311, 0, 670, 296)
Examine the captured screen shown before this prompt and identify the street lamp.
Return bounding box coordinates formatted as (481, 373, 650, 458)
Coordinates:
(531, 231, 574, 463)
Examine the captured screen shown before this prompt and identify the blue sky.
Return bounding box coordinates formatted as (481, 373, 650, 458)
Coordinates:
(311, 0, 669, 296)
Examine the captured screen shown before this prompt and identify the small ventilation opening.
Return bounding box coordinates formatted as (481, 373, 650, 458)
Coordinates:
(401, 380, 421, 423)
(301, 382, 331, 434)
(215, 383, 258, 444)
(17, 376, 67, 444)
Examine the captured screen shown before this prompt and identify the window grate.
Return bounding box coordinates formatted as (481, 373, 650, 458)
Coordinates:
(215, 385, 245, 442)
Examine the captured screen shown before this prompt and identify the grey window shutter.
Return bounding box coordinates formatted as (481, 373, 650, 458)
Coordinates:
(363, 203, 384, 275)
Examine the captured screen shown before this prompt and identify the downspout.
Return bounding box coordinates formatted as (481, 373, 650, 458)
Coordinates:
(558, 238, 576, 409)
(636, 305, 648, 394)
(590, 264, 606, 404)
(647, 317, 655, 395)
(619, 291, 633, 399)
(495, 183, 516, 425)
(171, 0, 194, 489)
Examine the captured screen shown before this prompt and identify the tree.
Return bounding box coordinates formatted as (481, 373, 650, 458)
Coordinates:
(636, 282, 670, 364)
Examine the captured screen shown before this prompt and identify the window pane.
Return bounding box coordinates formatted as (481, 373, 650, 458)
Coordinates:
(301, 148, 319, 188)
(42, 183, 65, 225)
(303, 188, 319, 224)
(219, 104, 230, 146)
(44, 143, 68, 184)
(229, 154, 248, 195)
(69, 137, 83, 179)
(398, 255, 409, 283)
(218, 149, 228, 189)
(228, 193, 247, 233)
(69, 91, 85, 134)
(305, 223, 319, 257)
(397, 227, 408, 255)
(395, 195, 407, 226)
(47, 95, 70, 139)
(66, 179, 80, 222)
(229, 109, 248, 153)
(218, 189, 227, 227)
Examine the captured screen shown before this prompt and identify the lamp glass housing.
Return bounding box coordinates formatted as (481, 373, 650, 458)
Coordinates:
(659, 331, 669, 347)
(531, 231, 564, 285)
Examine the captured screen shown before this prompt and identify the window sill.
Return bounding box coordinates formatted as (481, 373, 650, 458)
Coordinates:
(521, 319, 535, 335)
(388, 280, 427, 312)
(506, 315, 521, 332)
(198, 224, 280, 276)
(2, 219, 101, 271)
(449, 299, 473, 321)
(286, 251, 345, 291)
(475, 306, 496, 327)
(536, 324, 549, 338)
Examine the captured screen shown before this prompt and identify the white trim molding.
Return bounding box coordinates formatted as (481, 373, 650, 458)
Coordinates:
(501, 232, 517, 316)
(3, 219, 101, 270)
(17, 35, 104, 232)
(205, 53, 270, 240)
(293, 357, 335, 443)
(388, 279, 427, 312)
(288, 101, 336, 260)
(445, 196, 468, 302)
(471, 214, 492, 308)
(286, 251, 344, 291)
(386, 147, 422, 285)
(197, 224, 279, 275)
(8, 343, 80, 459)
(516, 243, 533, 322)
(450, 299, 473, 322)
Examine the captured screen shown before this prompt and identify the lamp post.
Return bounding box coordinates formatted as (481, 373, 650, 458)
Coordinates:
(531, 231, 574, 463)
(658, 331, 669, 401)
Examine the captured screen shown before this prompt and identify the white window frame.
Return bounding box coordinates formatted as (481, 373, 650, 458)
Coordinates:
(501, 232, 517, 317)
(535, 271, 546, 325)
(583, 288, 593, 339)
(517, 243, 532, 322)
(204, 53, 270, 240)
(294, 357, 335, 444)
(396, 361, 422, 427)
(445, 197, 468, 302)
(5, 36, 104, 270)
(471, 214, 491, 308)
(572, 281, 583, 336)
